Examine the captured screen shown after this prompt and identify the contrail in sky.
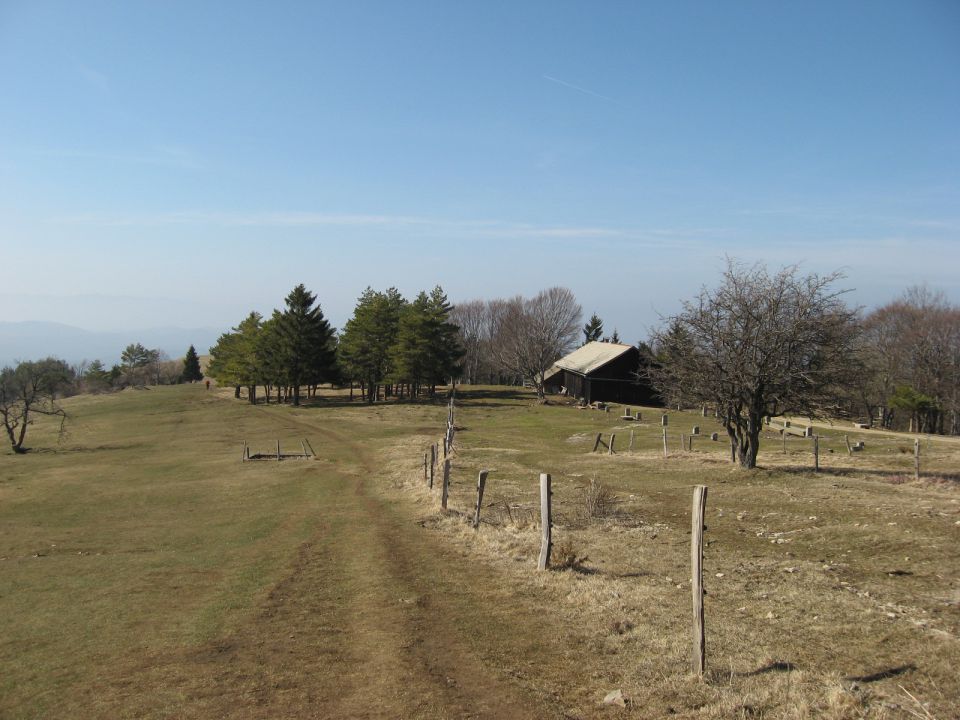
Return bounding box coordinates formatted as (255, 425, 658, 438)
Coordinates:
(542, 74, 618, 103)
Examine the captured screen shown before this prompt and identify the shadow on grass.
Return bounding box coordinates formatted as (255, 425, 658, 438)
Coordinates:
(767, 464, 960, 484)
(844, 664, 915, 683)
(736, 661, 797, 676)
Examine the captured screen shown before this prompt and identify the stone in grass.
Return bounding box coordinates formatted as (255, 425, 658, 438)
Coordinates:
(602, 689, 628, 707)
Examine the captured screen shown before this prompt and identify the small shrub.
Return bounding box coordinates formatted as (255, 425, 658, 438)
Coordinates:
(551, 538, 589, 570)
(583, 477, 617, 520)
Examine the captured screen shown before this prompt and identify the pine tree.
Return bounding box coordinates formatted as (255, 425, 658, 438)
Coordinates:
(182, 345, 204, 382)
(339, 288, 404, 402)
(583, 313, 603, 345)
(610, 328, 621, 344)
(391, 292, 432, 398)
(207, 312, 263, 402)
(424, 286, 463, 395)
(273, 284, 336, 407)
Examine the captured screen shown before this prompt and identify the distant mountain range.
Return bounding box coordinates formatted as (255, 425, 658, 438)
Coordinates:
(0, 322, 226, 368)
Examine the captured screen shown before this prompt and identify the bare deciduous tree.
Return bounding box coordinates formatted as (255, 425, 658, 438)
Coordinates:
(490, 287, 582, 400)
(862, 287, 960, 434)
(648, 260, 860, 468)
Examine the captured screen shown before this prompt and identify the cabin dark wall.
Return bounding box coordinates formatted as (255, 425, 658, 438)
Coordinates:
(544, 346, 661, 406)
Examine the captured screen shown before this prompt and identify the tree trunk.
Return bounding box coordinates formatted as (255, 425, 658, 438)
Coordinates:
(234, 385, 241, 399)
(292, 384, 301, 407)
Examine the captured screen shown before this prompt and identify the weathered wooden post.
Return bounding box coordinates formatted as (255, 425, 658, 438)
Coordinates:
(301, 440, 309, 458)
(608, 433, 616, 455)
(441, 460, 451, 509)
(304, 438, 316, 457)
(914, 438, 921, 481)
(680, 433, 686, 451)
(813, 435, 820, 472)
(629, 429, 635, 451)
(442, 435, 447, 459)
(473, 470, 489, 529)
(689, 434, 695, 452)
(537, 473, 552, 571)
(277, 440, 281, 461)
(242, 442, 247, 462)
(593, 433, 603, 453)
(662, 414, 669, 427)
(423, 452, 428, 480)
(662, 428, 668, 458)
(429, 450, 435, 489)
(691, 485, 708, 677)
(782, 429, 787, 454)
(844, 435, 852, 455)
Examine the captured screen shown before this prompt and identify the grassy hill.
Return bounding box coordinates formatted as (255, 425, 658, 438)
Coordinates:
(1, 386, 957, 718)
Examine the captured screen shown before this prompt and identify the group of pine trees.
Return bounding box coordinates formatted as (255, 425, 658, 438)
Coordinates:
(206, 284, 463, 406)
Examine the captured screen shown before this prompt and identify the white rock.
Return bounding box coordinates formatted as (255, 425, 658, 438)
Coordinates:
(602, 690, 627, 707)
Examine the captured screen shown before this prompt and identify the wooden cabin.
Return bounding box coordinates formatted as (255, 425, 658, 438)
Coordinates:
(542, 342, 660, 406)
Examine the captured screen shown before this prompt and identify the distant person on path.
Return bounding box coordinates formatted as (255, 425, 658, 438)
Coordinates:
(205, 379, 210, 390)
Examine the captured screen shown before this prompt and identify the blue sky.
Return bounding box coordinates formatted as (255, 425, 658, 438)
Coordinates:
(1, 1, 958, 344)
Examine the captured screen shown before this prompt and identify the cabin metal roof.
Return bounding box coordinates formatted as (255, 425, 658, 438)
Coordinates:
(545, 341, 635, 379)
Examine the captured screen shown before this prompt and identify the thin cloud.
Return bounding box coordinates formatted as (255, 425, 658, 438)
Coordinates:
(543, 74, 618, 104)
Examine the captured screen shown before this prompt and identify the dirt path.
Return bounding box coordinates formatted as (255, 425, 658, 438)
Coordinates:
(80, 413, 569, 719)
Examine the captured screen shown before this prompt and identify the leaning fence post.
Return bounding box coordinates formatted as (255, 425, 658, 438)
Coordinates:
(845, 435, 852, 456)
(537, 473, 552, 571)
(914, 438, 921, 480)
(242, 442, 247, 462)
(473, 470, 488, 529)
(441, 459, 451, 509)
(608, 433, 616, 455)
(593, 433, 603, 453)
(691, 484, 708, 677)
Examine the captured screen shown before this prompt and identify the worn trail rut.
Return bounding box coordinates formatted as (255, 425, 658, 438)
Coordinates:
(82, 414, 569, 719)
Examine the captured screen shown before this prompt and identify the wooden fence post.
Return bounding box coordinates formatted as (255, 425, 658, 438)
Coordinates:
(593, 433, 603, 453)
(680, 433, 686, 451)
(845, 435, 852, 455)
(304, 438, 316, 457)
(689, 435, 694, 452)
(663, 428, 668, 458)
(608, 433, 616, 455)
(813, 435, 819, 472)
(629, 429, 635, 452)
(441, 460, 451, 509)
(242, 442, 247, 462)
(914, 438, 921, 481)
(429, 451, 435, 489)
(301, 440, 309, 458)
(277, 440, 281, 461)
(423, 452, 428, 480)
(473, 470, 488, 529)
(691, 484, 708, 677)
(537, 473, 552, 571)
